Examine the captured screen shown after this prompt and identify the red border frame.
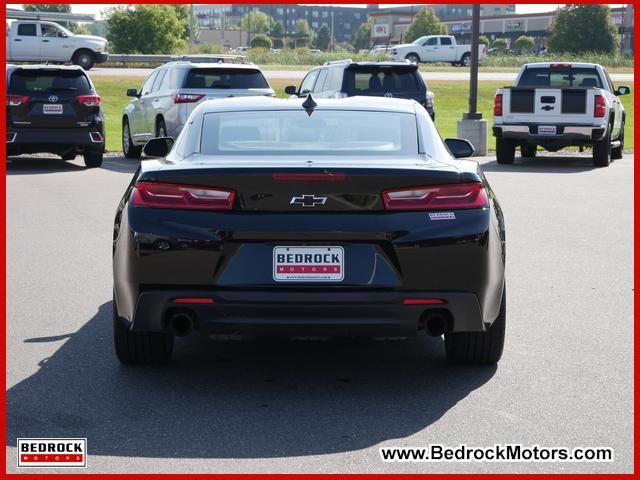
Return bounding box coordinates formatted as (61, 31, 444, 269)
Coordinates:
(1, 1, 637, 478)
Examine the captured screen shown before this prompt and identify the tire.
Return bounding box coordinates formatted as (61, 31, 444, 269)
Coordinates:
(83, 150, 103, 168)
(122, 118, 142, 159)
(113, 296, 174, 365)
(496, 138, 516, 164)
(72, 49, 95, 70)
(592, 130, 611, 167)
(156, 118, 167, 138)
(520, 144, 536, 158)
(61, 152, 76, 161)
(611, 120, 624, 160)
(461, 52, 471, 67)
(405, 53, 420, 64)
(445, 285, 506, 365)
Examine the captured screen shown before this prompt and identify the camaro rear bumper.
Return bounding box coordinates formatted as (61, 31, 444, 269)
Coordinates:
(124, 289, 487, 337)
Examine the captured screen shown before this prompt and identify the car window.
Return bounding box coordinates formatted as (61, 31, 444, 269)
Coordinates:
(425, 37, 438, 46)
(9, 70, 92, 94)
(152, 70, 167, 93)
(518, 67, 603, 88)
(299, 70, 320, 94)
(17, 24, 37, 36)
(440, 37, 452, 46)
(41, 23, 63, 37)
(200, 110, 418, 156)
(314, 69, 329, 92)
(183, 68, 269, 89)
(343, 68, 421, 94)
(604, 71, 615, 92)
(141, 71, 159, 96)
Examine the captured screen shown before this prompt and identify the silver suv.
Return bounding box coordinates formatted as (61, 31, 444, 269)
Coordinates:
(122, 61, 275, 158)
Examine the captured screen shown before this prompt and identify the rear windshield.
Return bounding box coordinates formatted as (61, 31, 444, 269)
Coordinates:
(9, 70, 92, 94)
(200, 110, 418, 156)
(343, 68, 422, 94)
(517, 67, 603, 88)
(184, 68, 269, 89)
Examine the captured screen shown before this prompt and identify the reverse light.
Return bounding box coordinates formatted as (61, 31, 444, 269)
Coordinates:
(132, 182, 235, 210)
(594, 95, 607, 118)
(493, 93, 503, 116)
(76, 94, 102, 107)
(383, 183, 488, 211)
(174, 93, 205, 104)
(403, 298, 446, 305)
(7, 94, 29, 106)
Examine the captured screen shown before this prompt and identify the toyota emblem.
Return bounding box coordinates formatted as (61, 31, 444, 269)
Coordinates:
(48, 95, 59, 103)
(384, 92, 393, 98)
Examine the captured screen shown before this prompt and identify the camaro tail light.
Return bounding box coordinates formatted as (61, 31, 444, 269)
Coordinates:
(594, 95, 607, 118)
(76, 94, 102, 107)
(131, 182, 235, 210)
(383, 183, 488, 211)
(7, 94, 29, 106)
(493, 93, 503, 116)
(174, 93, 205, 104)
(403, 298, 446, 305)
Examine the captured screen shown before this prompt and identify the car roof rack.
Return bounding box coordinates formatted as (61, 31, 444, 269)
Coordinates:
(323, 59, 353, 66)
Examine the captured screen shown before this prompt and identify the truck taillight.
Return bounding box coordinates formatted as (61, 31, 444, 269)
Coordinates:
(174, 93, 205, 104)
(7, 94, 29, 106)
(493, 94, 503, 116)
(76, 95, 101, 107)
(594, 95, 607, 118)
(131, 182, 236, 211)
(382, 183, 488, 211)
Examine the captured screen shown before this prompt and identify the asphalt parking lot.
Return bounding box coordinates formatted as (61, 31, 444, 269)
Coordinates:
(6, 152, 633, 473)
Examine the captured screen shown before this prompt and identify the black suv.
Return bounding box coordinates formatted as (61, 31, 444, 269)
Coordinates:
(6, 65, 105, 168)
(285, 60, 435, 120)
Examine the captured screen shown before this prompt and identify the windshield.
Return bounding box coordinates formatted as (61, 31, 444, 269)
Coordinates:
(184, 68, 269, 89)
(518, 67, 603, 88)
(412, 36, 426, 45)
(344, 67, 421, 94)
(200, 110, 418, 156)
(9, 70, 92, 94)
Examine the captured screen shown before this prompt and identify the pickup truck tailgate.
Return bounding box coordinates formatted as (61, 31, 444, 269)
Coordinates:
(503, 87, 594, 124)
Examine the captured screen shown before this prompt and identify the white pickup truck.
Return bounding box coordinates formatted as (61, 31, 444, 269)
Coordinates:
(6, 20, 109, 70)
(493, 63, 630, 167)
(388, 35, 487, 66)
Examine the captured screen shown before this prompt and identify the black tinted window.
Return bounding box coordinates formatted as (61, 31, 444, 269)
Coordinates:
(440, 37, 452, 45)
(184, 68, 269, 89)
(518, 67, 603, 88)
(344, 68, 421, 94)
(17, 24, 37, 36)
(9, 70, 92, 94)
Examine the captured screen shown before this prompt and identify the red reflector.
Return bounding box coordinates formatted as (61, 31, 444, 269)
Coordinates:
(594, 95, 607, 118)
(272, 173, 346, 182)
(7, 94, 29, 106)
(174, 93, 205, 104)
(90, 132, 103, 142)
(493, 93, 503, 116)
(131, 182, 236, 210)
(383, 183, 488, 211)
(403, 298, 446, 305)
(172, 297, 214, 304)
(7, 132, 16, 143)
(76, 94, 101, 107)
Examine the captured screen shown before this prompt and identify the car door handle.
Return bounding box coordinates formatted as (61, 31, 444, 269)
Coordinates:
(42, 40, 50, 42)
(14, 39, 22, 42)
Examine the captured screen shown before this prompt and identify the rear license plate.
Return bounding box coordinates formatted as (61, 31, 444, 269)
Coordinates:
(43, 104, 63, 114)
(273, 246, 344, 282)
(538, 125, 557, 135)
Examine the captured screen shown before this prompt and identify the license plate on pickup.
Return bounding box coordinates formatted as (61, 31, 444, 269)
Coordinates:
(538, 125, 557, 135)
(43, 104, 63, 115)
(273, 246, 344, 282)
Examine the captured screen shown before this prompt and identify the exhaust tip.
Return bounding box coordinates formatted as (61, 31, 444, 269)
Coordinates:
(423, 311, 450, 337)
(169, 312, 194, 337)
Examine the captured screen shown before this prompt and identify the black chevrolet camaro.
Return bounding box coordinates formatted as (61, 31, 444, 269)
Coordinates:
(113, 96, 506, 365)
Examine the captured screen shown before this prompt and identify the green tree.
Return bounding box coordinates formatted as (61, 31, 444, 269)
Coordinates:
(491, 38, 508, 50)
(404, 7, 447, 43)
(270, 21, 285, 49)
(171, 5, 199, 43)
(251, 33, 272, 50)
(315, 24, 331, 51)
(105, 5, 186, 54)
(352, 18, 372, 51)
(548, 4, 619, 54)
(240, 11, 273, 35)
(514, 35, 534, 54)
(293, 19, 314, 48)
(478, 35, 490, 47)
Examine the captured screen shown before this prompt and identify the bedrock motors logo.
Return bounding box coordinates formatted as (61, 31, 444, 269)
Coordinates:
(18, 438, 87, 468)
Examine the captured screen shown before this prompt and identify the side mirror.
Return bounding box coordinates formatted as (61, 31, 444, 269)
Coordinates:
(444, 138, 475, 159)
(59, 32, 68, 38)
(143, 137, 174, 158)
(284, 85, 297, 95)
(126, 88, 140, 98)
(615, 85, 631, 96)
